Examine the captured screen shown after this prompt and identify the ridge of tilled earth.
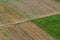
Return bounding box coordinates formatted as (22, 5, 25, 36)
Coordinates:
(0, 11, 60, 27)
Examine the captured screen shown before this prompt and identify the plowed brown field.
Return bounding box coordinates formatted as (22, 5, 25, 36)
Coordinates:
(4, 0, 60, 19)
(0, 22, 56, 40)
(0, 3, 28, 26)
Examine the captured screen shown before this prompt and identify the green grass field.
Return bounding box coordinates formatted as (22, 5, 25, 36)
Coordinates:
(55, 0, 60, 2)
(32, 14, 60, 40)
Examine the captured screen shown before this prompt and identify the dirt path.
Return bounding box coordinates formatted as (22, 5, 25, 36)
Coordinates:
(0, 11, 59, 27)
(0, 22, 56, 40)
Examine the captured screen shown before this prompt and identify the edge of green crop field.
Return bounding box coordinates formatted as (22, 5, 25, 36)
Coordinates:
(55, 0, 60, 2)
(31, 14, 60, 40)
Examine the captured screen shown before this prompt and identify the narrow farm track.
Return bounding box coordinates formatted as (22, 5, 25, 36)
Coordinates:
(0, 22, 56, 40)
(0, 12, 59, 27)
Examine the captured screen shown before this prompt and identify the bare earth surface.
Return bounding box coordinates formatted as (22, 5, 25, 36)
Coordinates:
(1, 0, 60, 19)
(0, 3, 28, 26)
(0, 22, 56, 40)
